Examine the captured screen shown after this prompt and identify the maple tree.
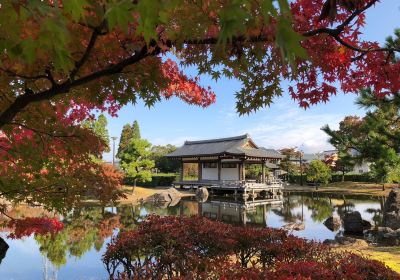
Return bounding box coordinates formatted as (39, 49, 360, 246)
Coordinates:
(82, 114, 110, 153)
(1, 0, 400, 209)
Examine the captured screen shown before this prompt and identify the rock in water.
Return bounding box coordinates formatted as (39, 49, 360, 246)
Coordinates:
(195, 187, 209, 202)
(383, 189, 400, 230)
(148, 188, 182, 207)
(324, 216, 342, 231)
(0, 237, 9, 265)
(342, 211, 371, 234)
(282, 222, 305, 231)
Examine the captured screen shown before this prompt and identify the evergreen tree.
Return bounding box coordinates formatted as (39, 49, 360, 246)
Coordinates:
(120, 138, 155, 187)
(150, 144, 180, 173)
(117, 124, 133, 159)
(322, 90, 400, 189)
(131, 120, 141, 140)
(117, 121, 141, 159)
(307, 160, 332, 189)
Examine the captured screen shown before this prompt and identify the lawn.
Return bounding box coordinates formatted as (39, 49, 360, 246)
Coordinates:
(337, 245, 400, 274)
(284, 181, 398, 196)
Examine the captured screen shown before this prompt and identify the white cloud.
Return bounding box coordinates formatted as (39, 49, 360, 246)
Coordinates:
(237, 105, 343, 153)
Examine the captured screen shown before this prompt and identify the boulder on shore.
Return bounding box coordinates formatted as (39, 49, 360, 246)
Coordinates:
(324, 216, 342, 231)
(342, 211, 371, 234)
(323, 235, 368, 247)
(365, 227, 400, 246)
(195, 187, 209, 202)
(383, 189, 400, 230)
(148, 188, 182, 207)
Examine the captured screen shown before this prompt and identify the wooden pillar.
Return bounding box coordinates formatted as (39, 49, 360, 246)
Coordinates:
(198, 202, 203, 217)
(242, 161, 246, 181)
(261, 160, 265, 183)
(198, 160, 202, 182)
(238, 162, 242, 181)
(180, 160, 184, 181)
(217, 158, 221, 181)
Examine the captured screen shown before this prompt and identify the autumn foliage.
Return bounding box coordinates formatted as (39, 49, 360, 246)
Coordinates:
(103, 215, 400, 279)
(7, 217, 64, 239)
(1, 0, 400, 210)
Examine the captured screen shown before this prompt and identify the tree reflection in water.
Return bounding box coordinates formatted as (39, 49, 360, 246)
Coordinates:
(0, 192, 385, 277)
(35, 207, 122, 267)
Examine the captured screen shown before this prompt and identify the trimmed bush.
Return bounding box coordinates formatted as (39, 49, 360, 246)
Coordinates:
(288, 173, 374, 184)
(103, 215, 400, 279)
(124, 173, 177, 187)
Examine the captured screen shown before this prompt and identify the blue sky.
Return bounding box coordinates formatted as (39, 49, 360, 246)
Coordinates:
(103, 0, 399, 162)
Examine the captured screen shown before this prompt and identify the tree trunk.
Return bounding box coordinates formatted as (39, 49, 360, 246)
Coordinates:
(382, 183, 385, 191)
(342, 170, 345, 182)
(131, 179, 137, 194)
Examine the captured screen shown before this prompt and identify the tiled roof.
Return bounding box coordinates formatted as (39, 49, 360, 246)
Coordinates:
(166, 134, 284, 159)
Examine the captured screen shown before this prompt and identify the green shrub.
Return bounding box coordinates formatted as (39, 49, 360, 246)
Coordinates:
(124, 173, 178, 187)
(288, 173, 374, 184)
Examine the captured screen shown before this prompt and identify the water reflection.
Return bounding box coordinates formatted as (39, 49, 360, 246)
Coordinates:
(197, 197, 282, 226)
(0, 192, 385, 279)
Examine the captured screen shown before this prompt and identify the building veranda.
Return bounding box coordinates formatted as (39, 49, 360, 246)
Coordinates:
(166, 134, 284, 200)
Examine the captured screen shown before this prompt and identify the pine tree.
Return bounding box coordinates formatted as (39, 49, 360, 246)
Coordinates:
(117, 124, 133, 159)
(131, 120, 141, 140)
(322, 90, 400, 189)
(117, 121, 142, 159)
(120, 138, 155, 187)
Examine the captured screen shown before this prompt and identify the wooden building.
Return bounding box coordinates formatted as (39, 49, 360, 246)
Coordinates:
(166, 134, 284, 199)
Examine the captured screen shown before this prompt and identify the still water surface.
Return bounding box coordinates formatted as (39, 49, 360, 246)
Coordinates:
(0, 192, 385, 280)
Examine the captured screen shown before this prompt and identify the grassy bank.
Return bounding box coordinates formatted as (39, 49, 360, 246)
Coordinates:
(284, 181, 398, 196)
(336, 244, 400, 273)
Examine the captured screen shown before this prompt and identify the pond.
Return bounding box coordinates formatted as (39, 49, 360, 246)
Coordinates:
(0, 192, 386, 280)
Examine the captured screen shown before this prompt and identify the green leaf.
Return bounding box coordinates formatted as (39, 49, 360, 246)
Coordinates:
(21, 38, 36, 64)
(275, 18, 307, 73)
(261, 0, 277, 24)
(134, 0, 161, 43)
(104, 0, 135, 33)
(39, 17, 73, 72)
(64, 0, 88, 21)
(218, 0, 250, 44)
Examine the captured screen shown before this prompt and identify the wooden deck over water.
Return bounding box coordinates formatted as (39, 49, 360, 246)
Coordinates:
(174, 180, 282, 190)
(173, 179, 283, 199)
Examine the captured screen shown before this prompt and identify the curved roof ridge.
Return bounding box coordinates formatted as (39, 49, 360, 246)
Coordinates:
(184, 134, 249, 145)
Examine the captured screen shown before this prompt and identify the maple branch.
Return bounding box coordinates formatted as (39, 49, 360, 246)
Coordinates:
(302, 0, 399, 55)
(0, 43, 161, 128)
(8, 122, 78, 138)
(70, 22, 105, 80)
(0, 67, 50, 82)
(0, 0, 392, 129)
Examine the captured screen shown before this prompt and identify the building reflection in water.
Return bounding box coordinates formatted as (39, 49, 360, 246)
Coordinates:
(189, 196, 284, 226)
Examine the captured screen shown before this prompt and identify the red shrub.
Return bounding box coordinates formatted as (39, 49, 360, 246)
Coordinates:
(103, 215, 400, 280)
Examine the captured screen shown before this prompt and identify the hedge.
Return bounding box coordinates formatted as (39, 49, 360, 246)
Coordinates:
(124, 173, 178, 187)
(288, 173, 374, 184)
